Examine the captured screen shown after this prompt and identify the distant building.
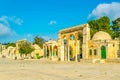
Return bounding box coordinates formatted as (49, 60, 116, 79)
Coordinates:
(16, 39, 27, 59)
(43, 40, 58, 61)
(31, 44, 44, 59)
(0, 39, 44, 60)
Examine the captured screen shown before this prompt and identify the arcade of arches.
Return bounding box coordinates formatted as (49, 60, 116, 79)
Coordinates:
(44, 23, 119, 62)
(43, 40, 58, 60)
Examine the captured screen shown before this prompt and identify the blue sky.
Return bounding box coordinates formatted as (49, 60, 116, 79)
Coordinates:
(0, 0, 120, 43)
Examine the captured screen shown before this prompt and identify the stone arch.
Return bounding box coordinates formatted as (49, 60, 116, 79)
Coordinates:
(69, 46, 73, 61)
(49, 45, 52, 57)
(43, 45, 46, 57)
(70, 34, 75, 40)
(14, 49, 16, 56)
(76, 32, 83, 59)
(44, 45, 50, 58)
(53, 45, 58, 56)
(78, 33, 83, 41)
(46, 46, 49, 57)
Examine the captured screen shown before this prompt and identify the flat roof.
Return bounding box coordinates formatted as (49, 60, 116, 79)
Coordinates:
(59, 23, 88, 34)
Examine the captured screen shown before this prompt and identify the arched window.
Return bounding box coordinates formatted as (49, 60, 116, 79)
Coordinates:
(53, 45, 58, 56)
(70, 34, 75, 40)
(94, 49, 97, 55)
(89, 49, 92, 55)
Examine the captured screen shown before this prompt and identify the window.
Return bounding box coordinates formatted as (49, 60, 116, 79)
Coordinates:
(94, 49, 97, 55)
(113, 44, 115, 47)
(90, 49, 92, 55)
(70, 35, 75, 40)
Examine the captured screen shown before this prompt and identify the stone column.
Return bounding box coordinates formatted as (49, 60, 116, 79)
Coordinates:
(52, 45, 54, 60)
(75, 45, 78, 62)
(75, 33, 78, 62)
(45, 46, 47, 58)
(43, 44, 45, 58)
(82, 24, 90, 59)
(49, 45, 51, 59)
(68, 47, 70, 61)
(61, 45, 64, 61)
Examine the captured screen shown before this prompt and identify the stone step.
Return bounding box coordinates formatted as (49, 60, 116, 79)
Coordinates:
(80, 59, 93, 63)
(106, 59, 120, 63)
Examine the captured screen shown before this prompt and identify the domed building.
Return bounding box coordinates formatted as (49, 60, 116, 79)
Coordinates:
(88, 31, 119, 60)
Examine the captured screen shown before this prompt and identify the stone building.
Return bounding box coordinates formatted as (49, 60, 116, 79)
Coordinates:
(31, 44, 44, 58)
(16, 39, 44, 59)
(4, 46, 16, 59)
(88, 31, 119, 60)
(0, 44, 6, 58)
(0, 39, 44, 60)
(44, 23, 120, 62)
(0, 40, 27, 59)
(43, 40, 58, 61)
(16, 39, 27, 59)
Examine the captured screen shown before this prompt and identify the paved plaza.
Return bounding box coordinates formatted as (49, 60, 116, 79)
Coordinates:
(0, 58, 120, 80)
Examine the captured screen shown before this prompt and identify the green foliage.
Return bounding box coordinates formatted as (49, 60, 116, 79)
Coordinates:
(112, 17, 120, 39)
(88, 16, 111, 38)
(78, 34, 83, 42)
(78, 34, 83, 59)
(115, 31, 120, 39)
(111, 29, 120, 39)
(33, 36, 45, 49)
(19, 42, 34, 56)
(78, 34, 83, 50)
(36, 53, 42, 59)
(112, 18, 120, 31)
(6, 43, 16, 49)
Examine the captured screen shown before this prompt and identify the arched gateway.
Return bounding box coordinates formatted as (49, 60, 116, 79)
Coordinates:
(58, 24, 90, 61)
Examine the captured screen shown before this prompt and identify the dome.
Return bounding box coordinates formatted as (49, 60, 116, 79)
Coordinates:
(92, 31, 112, 40)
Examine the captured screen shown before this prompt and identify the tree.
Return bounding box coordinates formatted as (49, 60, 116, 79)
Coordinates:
(112, 18, 120, 57)
(6, 43, 16, 49)
(112, 18, 120, 31)
(88, 16, 112, 38)
(88, 20, 98, 38)
(112, 17, 120, 39)
(19, 42, 34, 56)
(33, 36, 45, 49)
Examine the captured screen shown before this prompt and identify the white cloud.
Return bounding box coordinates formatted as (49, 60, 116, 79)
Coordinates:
(49, 20, 57, 25)
(88, 2, 120, 20)
(9, 16, 23, 25)
(0, 16, 17, 37)
(0, 24, 11, 36)
(0, 16, 9, 26)
(0, 23, 16, 37)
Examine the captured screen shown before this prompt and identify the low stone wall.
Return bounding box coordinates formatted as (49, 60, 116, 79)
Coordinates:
(106, 59, 120, 63)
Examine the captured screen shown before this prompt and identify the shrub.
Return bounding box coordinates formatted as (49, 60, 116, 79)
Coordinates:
(36, 53, 41, 59)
